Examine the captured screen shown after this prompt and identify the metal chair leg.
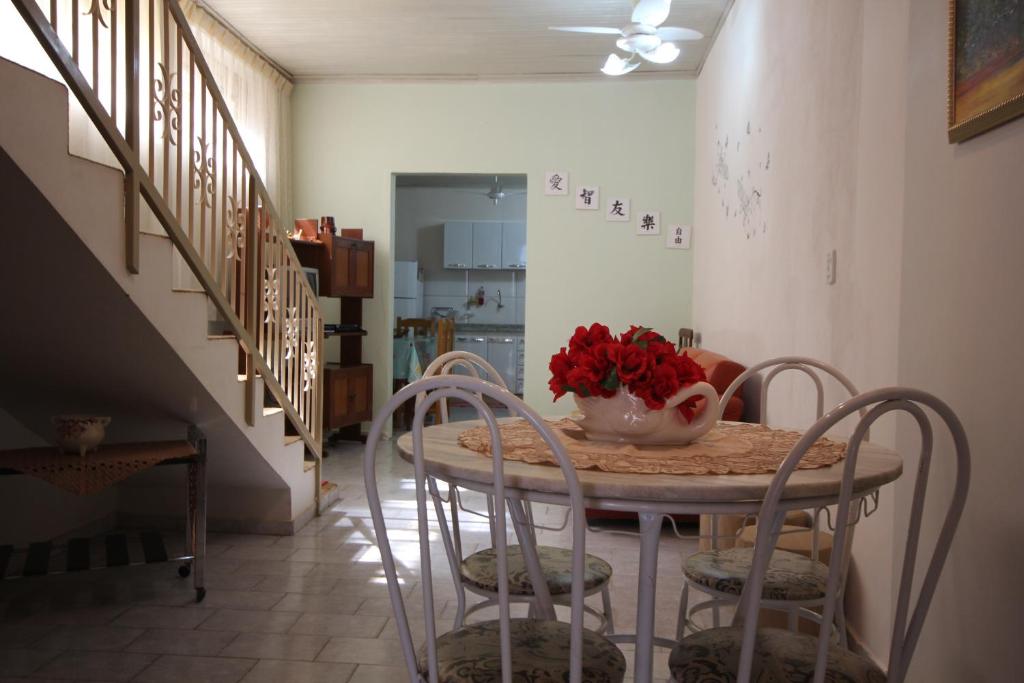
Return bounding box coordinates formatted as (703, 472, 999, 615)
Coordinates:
(601, 584, 615, 634)
(676, 582, 690, 640)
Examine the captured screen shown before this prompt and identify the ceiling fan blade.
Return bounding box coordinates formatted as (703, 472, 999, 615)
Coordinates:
(549, 25, 623, 35)
(601, 53, 640, 76)
(656, 26, 703, 41)
(639, 42, 680, 64)
(631, 0, 671, 27)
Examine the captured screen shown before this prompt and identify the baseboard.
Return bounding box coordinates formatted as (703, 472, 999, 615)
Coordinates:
(845, 623, 887, 673)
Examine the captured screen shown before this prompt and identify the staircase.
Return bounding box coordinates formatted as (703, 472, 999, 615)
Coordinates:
(0, 0, 328, 533)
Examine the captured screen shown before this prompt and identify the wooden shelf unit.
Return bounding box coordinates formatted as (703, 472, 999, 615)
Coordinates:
(291, 232, 375, 442)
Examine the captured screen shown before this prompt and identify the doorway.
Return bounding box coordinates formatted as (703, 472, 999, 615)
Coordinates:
(392, 173, 528, 427)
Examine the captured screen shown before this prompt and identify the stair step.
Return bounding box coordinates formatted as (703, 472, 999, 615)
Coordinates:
(207, 334, 236, 341)
(319, 480, 340, 514)
(262, 406, 283, 417)
(303, 459, 316, 473)
(285, 435, 303, 447)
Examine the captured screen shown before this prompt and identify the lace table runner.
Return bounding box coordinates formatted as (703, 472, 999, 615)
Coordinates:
(457, 420, 846, 475)
(0, 441, 198, 495)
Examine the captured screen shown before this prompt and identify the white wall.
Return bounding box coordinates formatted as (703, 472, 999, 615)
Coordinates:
(293, 79, 696, 415)
(695, 0, 1021, 678)
(395, 186, 527, 326)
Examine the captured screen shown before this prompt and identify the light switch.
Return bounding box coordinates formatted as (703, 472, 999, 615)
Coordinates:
(825, 249, 837, 285)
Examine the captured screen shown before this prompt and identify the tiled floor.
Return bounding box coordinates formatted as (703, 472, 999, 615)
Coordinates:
(0, 437, 705, 682)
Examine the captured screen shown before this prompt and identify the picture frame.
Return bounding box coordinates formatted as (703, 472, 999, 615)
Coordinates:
(947, 0, 1024, 143)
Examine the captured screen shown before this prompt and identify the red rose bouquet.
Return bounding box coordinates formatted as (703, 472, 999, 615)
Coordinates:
(549, 324, 708, 423)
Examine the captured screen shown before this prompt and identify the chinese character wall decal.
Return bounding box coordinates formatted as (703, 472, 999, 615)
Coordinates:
(636, 210, 660, 235)
(606, 197, 630, 222)
(575, 185, 600, 210)
(544, 170, 569, 196)
(666, 224, 692, 250)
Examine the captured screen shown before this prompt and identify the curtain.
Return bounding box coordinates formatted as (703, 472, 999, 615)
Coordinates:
(180, 0, 294, 224)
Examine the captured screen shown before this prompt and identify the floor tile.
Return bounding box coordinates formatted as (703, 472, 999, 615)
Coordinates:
(125, 628, 240, 656)
(239, 659, 357, 683)
(199, 608, 301, 634)
(347, 664, 410, 682)
(271, 594, 363, 615)
(253, 575, 340, 595)
(0, 649, 58, 677)
(288, 613, 387, 638)
(220, 632, 329, 661)
(134, 655, 256, 683)
(316, 636, 406, 665)
(112, 605, 215, 630)
(31, 624, 144, 652)
(32, 650, 156, 681)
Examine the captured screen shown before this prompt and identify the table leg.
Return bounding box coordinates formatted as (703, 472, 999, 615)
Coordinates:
(508, 497, 555, 620)
(634, 511, 662, 683)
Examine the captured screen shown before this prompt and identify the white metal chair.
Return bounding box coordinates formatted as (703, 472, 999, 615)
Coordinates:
(679, 357, 864, 641)
(419, 351, 615, 633)
(365, 375, 627, 683)
(668, 386, 970, 682)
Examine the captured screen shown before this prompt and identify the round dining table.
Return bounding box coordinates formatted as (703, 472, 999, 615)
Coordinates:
(396, 419, 903, 683)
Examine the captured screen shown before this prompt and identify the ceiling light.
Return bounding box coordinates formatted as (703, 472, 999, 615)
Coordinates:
(640, 42, 680, 64)
(601, 54, 640, 76)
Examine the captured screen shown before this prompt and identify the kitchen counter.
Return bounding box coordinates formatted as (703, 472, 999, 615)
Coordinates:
(454, 324, 524, 335)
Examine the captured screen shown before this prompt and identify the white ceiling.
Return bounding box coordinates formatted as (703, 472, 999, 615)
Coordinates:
(199, 0, 731, 81)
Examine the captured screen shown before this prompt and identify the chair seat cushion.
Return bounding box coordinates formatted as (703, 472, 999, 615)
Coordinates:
(668, 626, 886, 682)
(460, 545, 613, 596)
(419, 618, 627, 683)
(684, 547, 828, 601)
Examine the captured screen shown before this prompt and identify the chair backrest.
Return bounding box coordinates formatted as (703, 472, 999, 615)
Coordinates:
(420, 350, 509, 423)
(396, 316, 434, 337)
(364, 375, 591, 683)
(435, 318, 455, 357)
(720, 356, 861, 426)
(733, 388, 970, 683)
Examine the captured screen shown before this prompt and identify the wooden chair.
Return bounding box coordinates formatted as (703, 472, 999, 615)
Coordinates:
(669, 387, 970, 683)
(365, 375, 626, 683)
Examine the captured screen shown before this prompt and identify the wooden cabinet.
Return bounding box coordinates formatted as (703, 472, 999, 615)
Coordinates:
(290, 232, 375, 440)
(472, 223, 502, 269)
(443, 222, 473, 269)
(501, 221, 527, 269)
(324, 364, 373, 429)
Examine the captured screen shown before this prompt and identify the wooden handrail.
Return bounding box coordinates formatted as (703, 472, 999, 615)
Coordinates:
(9, 1, 324, 485)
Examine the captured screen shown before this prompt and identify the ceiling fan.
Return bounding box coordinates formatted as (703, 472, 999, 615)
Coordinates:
(454, 176, 526, 206)
(549, 0, 703, 76)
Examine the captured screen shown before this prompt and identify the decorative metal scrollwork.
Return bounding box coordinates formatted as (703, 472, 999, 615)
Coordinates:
(224, 195, 245, 260)
(152, 63, 181, 145)
(83, 0, 112, 28)
(263, 266, 279, 324)
(302, 341, 317, 392)
(283, 307, 299, 360)
(191, 136, 215, 209)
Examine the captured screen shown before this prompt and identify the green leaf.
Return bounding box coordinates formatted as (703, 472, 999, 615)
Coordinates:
(601, 368, 620, 391)
(631, 327, 653, 343)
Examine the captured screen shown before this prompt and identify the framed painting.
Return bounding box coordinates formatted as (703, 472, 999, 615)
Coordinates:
(948, 0, 1024, 142)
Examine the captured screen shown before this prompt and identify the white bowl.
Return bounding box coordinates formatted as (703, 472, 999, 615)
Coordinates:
(52, 415, 110, 456)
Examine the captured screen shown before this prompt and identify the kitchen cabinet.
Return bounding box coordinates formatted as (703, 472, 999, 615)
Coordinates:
(453, 336, 488, 367)
(485, 337, 518, 391)
(501, 222, 527, 269)
(472, 223, 502, 269)
(443, 222, 473, 269)
(324, 364, 373, 429)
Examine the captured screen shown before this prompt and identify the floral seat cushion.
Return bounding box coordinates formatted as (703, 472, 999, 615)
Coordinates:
(684, 547, 828, 601)
(668, 626, 886, 682)
(418, 618, 627, 683)
(460, 544, 613, 596)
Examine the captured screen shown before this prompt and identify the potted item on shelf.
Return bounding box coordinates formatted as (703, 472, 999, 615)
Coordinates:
(52, 415, 111, 456)
(549, 324, 719, 445)
(319, 216, 337, 237)
(294, 218, 318, 241)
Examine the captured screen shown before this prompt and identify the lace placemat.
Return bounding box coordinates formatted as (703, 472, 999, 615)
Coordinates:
(0, 442, 198, 495)
(457, 419, 846, 475)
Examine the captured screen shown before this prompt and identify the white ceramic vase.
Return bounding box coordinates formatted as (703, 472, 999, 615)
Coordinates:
(571, 381, 720, 445)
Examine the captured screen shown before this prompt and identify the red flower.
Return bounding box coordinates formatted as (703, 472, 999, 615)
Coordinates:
(569, 323, 614, 354)
(548, 348, 573, 400)
(612, 343, 651, 386)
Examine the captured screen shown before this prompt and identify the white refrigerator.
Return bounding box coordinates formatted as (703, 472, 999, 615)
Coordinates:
(394, 261, 423, 320)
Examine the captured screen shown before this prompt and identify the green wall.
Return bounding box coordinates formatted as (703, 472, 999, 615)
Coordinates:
(292, 78, 696, 418)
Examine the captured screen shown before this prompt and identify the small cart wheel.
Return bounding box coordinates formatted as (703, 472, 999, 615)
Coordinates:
(195, 587, 206, 603)
(177, 563, 191, 578)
